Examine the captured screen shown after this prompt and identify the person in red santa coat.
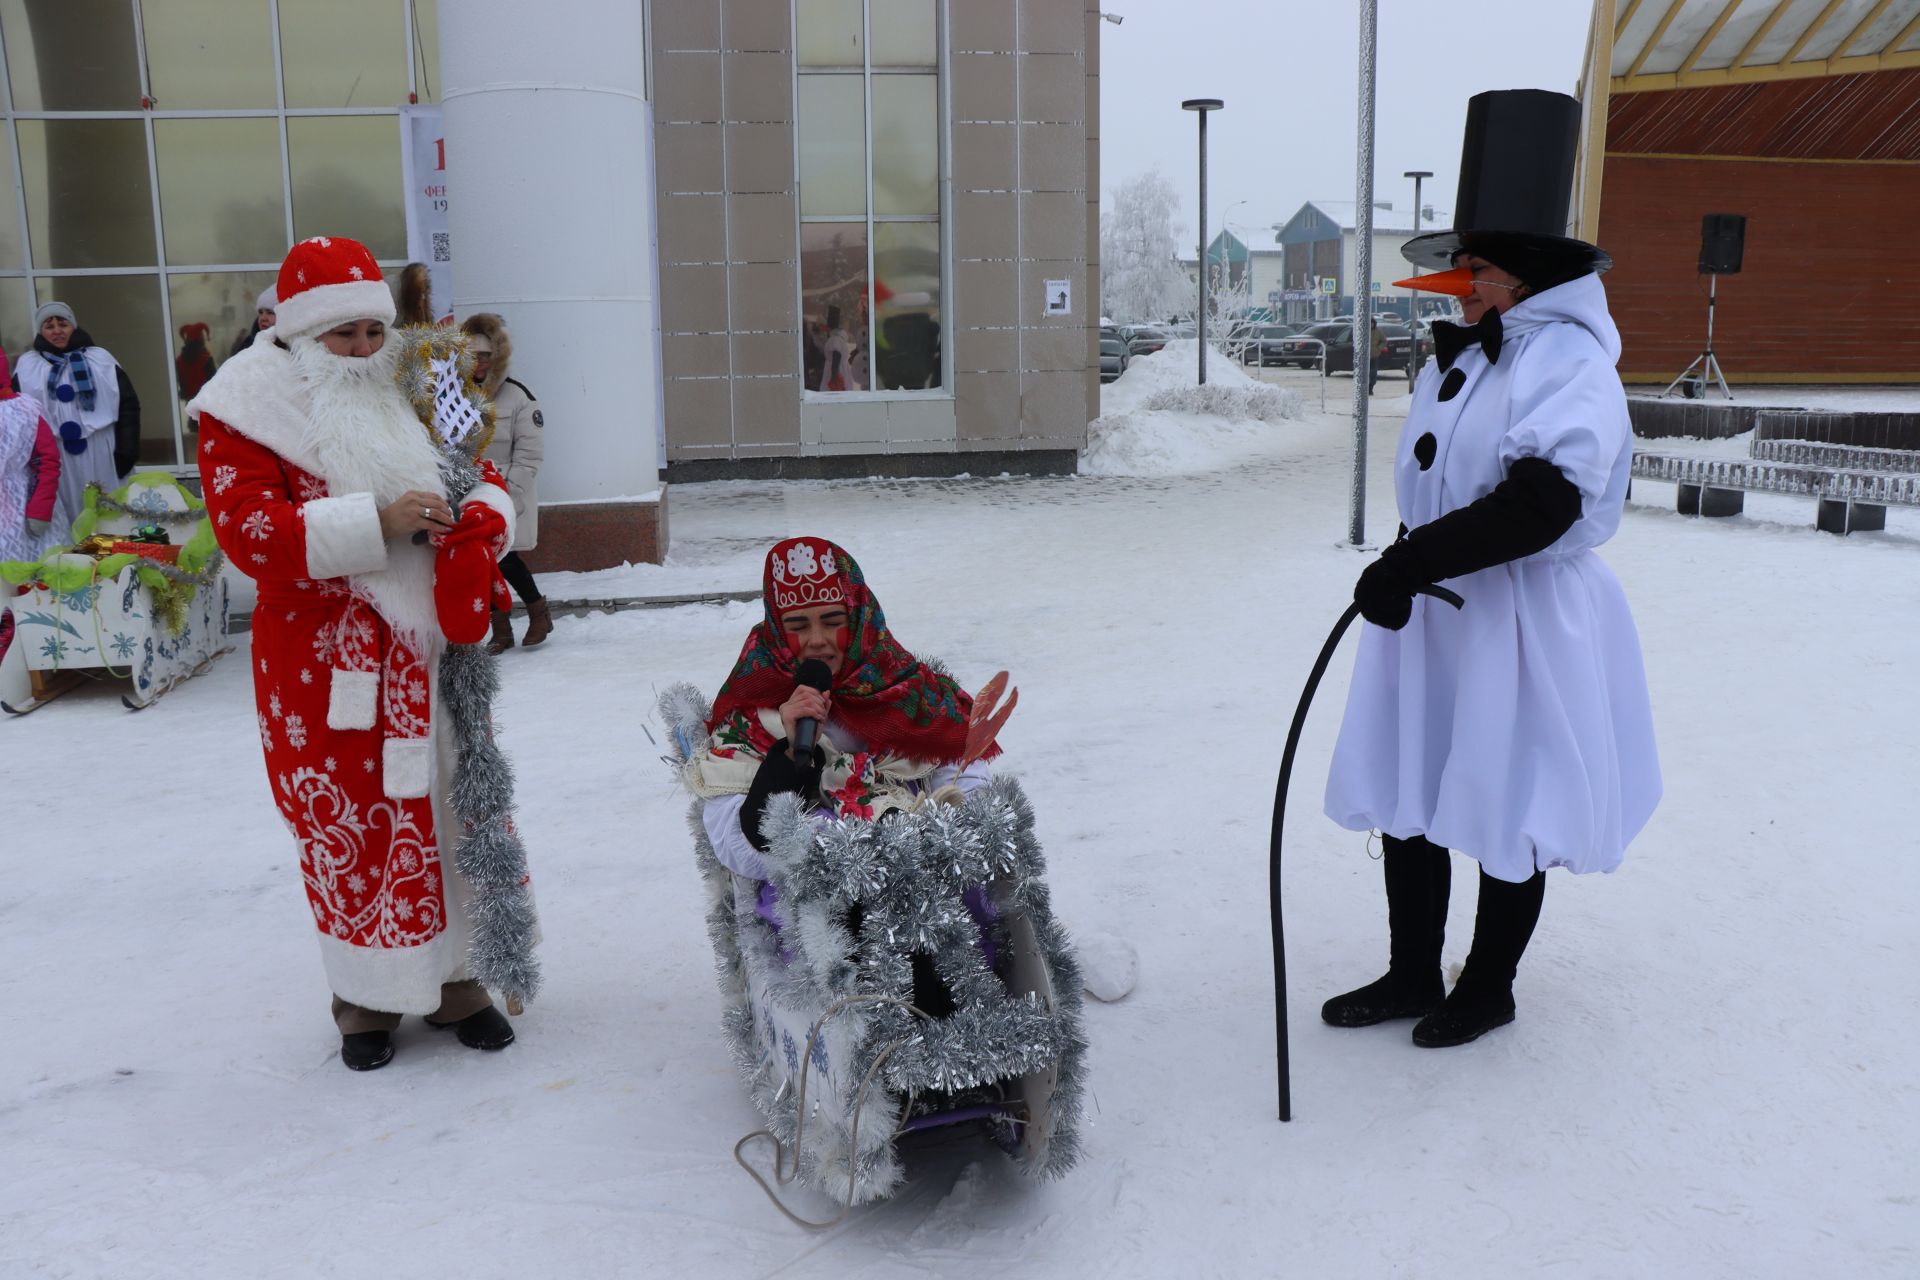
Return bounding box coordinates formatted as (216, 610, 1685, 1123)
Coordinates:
(190, 236, 531, 1071)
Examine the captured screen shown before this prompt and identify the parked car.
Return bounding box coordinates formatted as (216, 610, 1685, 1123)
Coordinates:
(1378, 322, 1433, 372)
(1272, 322, 1349, 370)
(1125, 326, 1171, 359)
(1099, 336, 1130, 383)
(1222, 321, 1257, 362)
(1269, 321, 1432, 375)
(1241, 323, 1304, 365)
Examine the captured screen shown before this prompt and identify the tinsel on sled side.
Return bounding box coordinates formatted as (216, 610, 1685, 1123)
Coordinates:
(660, 682, 1087, 1206)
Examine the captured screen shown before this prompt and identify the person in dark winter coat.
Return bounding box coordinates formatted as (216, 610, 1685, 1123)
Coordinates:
(175, 323, 217, 401)
(1321, 89, 1659, 1050)
(14, 302, 141, 531)
(230, 286, 277, 359)
(462, 313, 551, 653)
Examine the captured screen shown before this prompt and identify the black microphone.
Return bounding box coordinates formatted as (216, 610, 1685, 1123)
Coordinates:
(790, 658, 832, 760)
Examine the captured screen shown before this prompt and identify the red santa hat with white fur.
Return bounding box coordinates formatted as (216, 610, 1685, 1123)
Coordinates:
(272, 235, 395, 340)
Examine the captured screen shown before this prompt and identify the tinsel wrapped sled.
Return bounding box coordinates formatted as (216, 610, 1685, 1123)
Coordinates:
(660, 683, 1088, 1206)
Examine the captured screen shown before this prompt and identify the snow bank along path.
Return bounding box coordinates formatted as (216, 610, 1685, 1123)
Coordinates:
(1082, 339, 1304, 476)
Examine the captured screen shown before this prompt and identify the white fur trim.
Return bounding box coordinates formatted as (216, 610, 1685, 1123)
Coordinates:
(302, 492, 388, 580)
(185, 342, 320, 472)
(383, 737, 432, 799)
(273, 279, 396, 341)
(326, 668, 378, 731)
(464, 480, 516, 549)
(313, 929, 460, 1015)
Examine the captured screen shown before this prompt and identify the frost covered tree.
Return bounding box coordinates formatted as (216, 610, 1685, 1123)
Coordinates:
(1099, 171, 1189, 324)
(1202, 251, 1253, 343)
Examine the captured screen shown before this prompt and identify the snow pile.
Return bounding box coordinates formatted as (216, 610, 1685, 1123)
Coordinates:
(1081, 340, 1303, 477)
(1075, 931, 1139, 1002)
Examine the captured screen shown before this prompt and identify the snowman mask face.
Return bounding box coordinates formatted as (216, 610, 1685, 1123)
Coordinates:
(1453, 254, 1527, 324)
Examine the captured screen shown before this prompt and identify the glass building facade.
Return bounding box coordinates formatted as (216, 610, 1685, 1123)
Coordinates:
(0, 0, 439, 468)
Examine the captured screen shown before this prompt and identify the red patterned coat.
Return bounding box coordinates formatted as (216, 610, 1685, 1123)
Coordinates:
(192, 342, 518, 1014)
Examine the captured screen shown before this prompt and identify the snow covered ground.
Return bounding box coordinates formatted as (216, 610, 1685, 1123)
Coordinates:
(4, 366, 1916, 1278)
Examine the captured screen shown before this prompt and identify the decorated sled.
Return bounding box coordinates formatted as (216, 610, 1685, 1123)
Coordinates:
(0, 474, 231, 713)
(659, 682, 1088, 1218)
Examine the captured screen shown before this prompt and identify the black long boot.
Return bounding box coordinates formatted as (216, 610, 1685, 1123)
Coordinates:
(1413, 866, 1545, 1047)
(1322, 835, 1451, 1027)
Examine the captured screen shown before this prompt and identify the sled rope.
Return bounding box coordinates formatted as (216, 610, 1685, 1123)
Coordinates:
(734, 992, 941, 1230)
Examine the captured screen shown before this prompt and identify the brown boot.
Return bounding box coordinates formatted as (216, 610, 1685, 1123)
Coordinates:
(521, 598, 553, 647)
(485, 607, 515, 655)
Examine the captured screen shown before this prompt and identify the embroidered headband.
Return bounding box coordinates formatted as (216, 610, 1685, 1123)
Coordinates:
(767, 537, 848, 614)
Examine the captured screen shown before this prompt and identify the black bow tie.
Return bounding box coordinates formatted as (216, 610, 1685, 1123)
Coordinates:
(1431, 310, 1504, 371)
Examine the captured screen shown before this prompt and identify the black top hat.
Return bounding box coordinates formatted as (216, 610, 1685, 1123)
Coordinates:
(1401, 89, 1610, 278)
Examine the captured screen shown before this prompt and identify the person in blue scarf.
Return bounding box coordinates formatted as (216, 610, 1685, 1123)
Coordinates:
(13, 301, 141, 529)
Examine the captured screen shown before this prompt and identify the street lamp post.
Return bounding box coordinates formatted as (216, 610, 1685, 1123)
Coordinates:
(1404, 169, 1431, 349)
(1347, 3, 1376, 547)
(1182, 97, 1223, 385)
(1221, 197, 1248, 346)
(1405, 167, 1436, 328)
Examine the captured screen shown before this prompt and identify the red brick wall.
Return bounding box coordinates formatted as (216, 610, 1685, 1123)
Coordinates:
(1597, 154, 1920, 382)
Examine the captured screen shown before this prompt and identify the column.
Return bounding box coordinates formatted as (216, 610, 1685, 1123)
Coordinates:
(439, 0, 667, 569)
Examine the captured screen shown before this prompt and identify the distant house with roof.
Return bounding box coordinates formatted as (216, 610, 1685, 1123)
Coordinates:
(1269, 201, 1454, 323)
(1176, 229, 1289, 322)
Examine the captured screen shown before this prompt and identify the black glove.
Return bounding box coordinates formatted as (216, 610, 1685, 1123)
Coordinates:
(1354, 457, 1583, 630)
(739, 738, 823, 852)
(1354, 551, 1423, 630)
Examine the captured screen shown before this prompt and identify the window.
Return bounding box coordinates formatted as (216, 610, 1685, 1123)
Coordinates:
(795, 0, 943, 395)
(0, 0, 437, 468)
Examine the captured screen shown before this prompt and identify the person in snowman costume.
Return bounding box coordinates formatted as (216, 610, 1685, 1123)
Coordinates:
(1321, 90, 1661, 1048)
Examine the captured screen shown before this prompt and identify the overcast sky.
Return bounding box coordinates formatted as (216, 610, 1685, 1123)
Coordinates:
(1097, 0, 1596, 245)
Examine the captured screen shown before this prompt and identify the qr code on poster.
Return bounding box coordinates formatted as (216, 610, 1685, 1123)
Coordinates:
(432, 232, 451, 263)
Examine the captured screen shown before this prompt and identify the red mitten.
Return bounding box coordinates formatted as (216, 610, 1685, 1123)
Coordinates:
(432, 501, 509, 644)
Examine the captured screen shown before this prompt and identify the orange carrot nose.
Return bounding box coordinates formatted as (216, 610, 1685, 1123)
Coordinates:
(1393, 266, 1476, 297)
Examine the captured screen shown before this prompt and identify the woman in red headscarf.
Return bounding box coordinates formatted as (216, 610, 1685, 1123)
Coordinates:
(694, 536, 998, 883)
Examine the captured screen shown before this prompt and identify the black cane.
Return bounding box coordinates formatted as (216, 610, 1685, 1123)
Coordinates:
(1269, 583, 1464, 1121)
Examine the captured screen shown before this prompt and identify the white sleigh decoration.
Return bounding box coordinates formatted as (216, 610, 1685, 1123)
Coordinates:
(2, 475, 231, 714)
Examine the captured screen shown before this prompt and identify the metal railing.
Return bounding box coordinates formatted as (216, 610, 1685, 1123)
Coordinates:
(1747, 438, 1920, 473)
(1630, 452, 1920, 507)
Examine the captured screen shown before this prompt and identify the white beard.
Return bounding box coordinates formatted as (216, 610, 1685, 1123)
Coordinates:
(288, 337, 446, 648)
(290, 338, 446, 506)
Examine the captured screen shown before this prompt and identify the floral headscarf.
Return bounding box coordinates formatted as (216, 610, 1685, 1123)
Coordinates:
(705, 537, 989, 766)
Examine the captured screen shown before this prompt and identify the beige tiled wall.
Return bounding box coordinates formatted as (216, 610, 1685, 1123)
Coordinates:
(654, 0, 800, 464)
(951, 0, 1094, 454)
(653, 0, 1095, 463)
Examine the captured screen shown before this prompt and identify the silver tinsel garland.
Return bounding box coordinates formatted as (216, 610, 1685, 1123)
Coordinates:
(660, 682, 1088, 1205)
(395, 326, 541, 1011)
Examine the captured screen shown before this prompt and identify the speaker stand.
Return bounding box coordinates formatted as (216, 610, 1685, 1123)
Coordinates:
(1663, 276, 1733, 400)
